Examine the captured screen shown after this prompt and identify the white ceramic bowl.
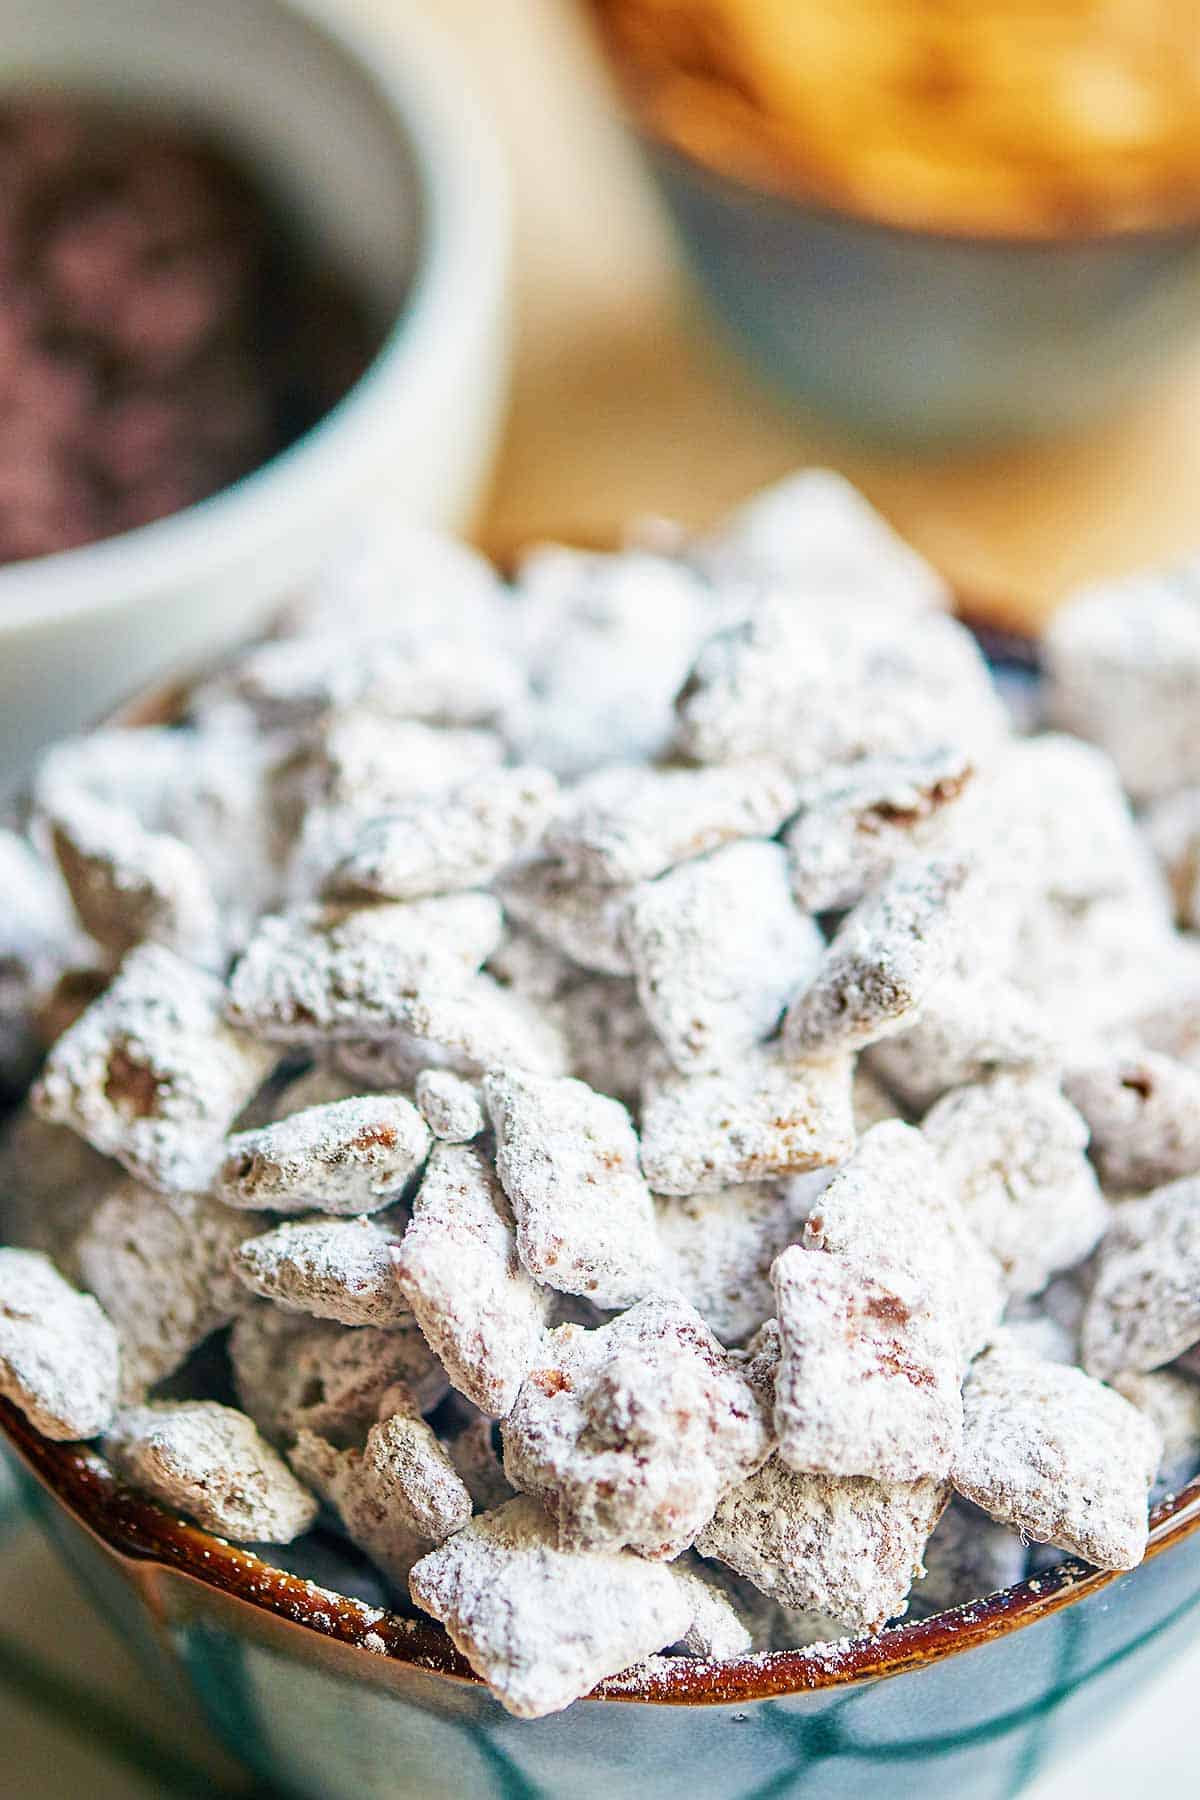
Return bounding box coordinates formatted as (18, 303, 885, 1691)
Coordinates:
(0, 0, 511, 785)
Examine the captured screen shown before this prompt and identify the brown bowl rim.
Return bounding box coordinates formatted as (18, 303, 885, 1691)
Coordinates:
(3, 592, 1192, 1708)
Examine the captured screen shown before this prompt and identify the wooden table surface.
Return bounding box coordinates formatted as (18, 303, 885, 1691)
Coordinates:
(402, 0, 1200, 634)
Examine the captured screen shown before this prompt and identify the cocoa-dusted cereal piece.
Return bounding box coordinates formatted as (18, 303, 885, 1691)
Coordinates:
(852, 1065, 904, 1130)
(226, 895, 503, 1042)
(501, 1297, 774, 1558)
(802, 1121, 1004, 1366)
(1111, 1367, 1200, 1498)
(864, 974, 1057, 1115)
(922, 1073, 1107, 1299)
(73, 1179, 266, 1395)
(771, 1246, 962, 1482)
(105, 1400, 318, 1542)
(327, 766, 559, 904)
(485, 926, 576, 1006)
(408, 1494, 695, 1718)
(290, 1406, 472, 1584)
(544, 758, 796, 888)
(1080, 1177, 1200, 1379)
(655, 1173, 829, 1345)
(392, 1144, 551, 1418)
(554, 975, 658, 1111)
(783, 854, 973, 1060)
(907, 1499, 1028, 1619)
(500, 860, 635, 977)
(0, 828, 82, 1090)
(229, 1307, 446, 1448)
(669, 1561, 754, 1660)
(1064, 1051, 1200, 1192)
(0, 1107, 118, 1277)
(485, 1068, 662, 1306)
(231, 1214, 410, 1327)
(333, 976, 569, 1088)
(0, 1247, 120, 1439)
(32, 944, 276, 1192)
(953, 1333, 1161, 1570)
(622, 841, 823, 1076)
(215, 1094, 429, 1215)
(638, 1044, 854, 1195)
(696, 1455, 949, 1632)
(414, 1070, 485, 1143)
(784, 747, 975, 914)
(437, 1396, 514, 1514)
(1143, 786, 1200, 930)
(41, 785, 222, 966)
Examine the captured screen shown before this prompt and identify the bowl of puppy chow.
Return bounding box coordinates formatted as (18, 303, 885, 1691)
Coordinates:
(2, 475, 1200, 1800)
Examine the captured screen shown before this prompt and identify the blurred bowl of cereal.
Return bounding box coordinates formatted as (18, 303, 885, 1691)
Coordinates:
(586, 0, 1200, 447)
(0, 0, 510, 785)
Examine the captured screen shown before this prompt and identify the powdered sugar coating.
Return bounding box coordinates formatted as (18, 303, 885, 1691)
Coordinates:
(334, 976, 569, 1088)
(74, 1179, 265, 1395)
(1111, 1367, 1200, 1497)
(0, 829, 78, 1090)
(1064, 1051, 1200, 1192)
(771, 1246, 962, 1482)
(670, 1562, 754, 1659)
(639, 1045, 854, 1195)
(229, 1307, 447, 1447)
(0, 1107, 117, 1278)
(953, 1334, 1160, 1570)
(696, 1455, 949, 1632)
(1143, 787, 1200, 929)
(500, 860, 635, 977)
(327, 766, 559, 903)
(216, 1095, 430, 1215)
(290, 1408, 472, 1585)
(545, 759, 796, 888)
(106, 1400, 318, 1541)
(32, 944, 276, 1193)
(554, 975, 658, 1110)
(655, 1174, 828, 1345)
(438, 1398, 514, 1513)
(805, 1121, 1003, 1366)
(1081, 1178, 1200, 1379)
(226, 895, 503, 1042)
(783, 855, 972, 1059)
(392, 1144, 550, 1419)
(485, 1068, 662, 1306)
(922, 1073, 1107, 1299)
(0, 1247, 119, 1439)
(414, 1070, 485, 1143)
(623, 840, 823, 1076)
(408, 1494, 695, 1718)
(784, 748, 974, 913)
(502, 1297, 774, 1558)
(865, 974, 1057, 1115)
(232, 1214, 410, 1326)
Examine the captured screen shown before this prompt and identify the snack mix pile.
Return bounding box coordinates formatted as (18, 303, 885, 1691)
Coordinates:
(3, 471, 1200, 1718)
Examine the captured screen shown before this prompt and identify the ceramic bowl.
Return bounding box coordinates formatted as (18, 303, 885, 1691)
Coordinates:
(0, 0, 511, 786)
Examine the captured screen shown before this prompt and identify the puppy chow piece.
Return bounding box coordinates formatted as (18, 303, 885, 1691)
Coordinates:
(414, 1070, 485, 1143)
(865, 974, 1057, 1115)
(784, 747, 974, 913)
(696, 1455, 949, 1633)
(500, 860, 635, 977)
(334, 976, 569, 1088)
(74, 1180, 265, 1395)
(771, 1245, 962, 1481)
(639, 1044, 854, 1195)
(437, 1397, 515, 1513)
(216, 1094, 429, 1216)
(392, 1144, 551, 1418)
(0, 1247, 119, 1439)
(783, 855, 972, 1060)
(908, 1498, 1028, 1619)
(327, 766, 559, 903)
(922, 1073, 1107, 1298)
(408, 1494, 695, 1718)
(1081, 1177, 1200, 1379)
(655, 1173, 829, 1345)
(1043, 562, 1200, 800)
(226, 895, 503, 1042)
(545, 758, 796, 888)
(554, 975, 659, 1111)
(1064, 1051, 1200, 1192)
(32, 944, 276, 1193)
(501, 1297, 774, 1558)
(803, 1120, 1004, 1366)
(1143, 787, 1200, 929)
(852, 1066, 903, 1130)
(0, 1107, 117, 1277)
(290, 1407, 472, 1585)
(699, 469, 950, 613)
(105, 1400, 317, 1541)
(954, 1334, 1160, 1570)
(0, 830, 83, 1088)
(42, 784, 222, 966)
(485, 1068, 661, 1306)
(232, 1214, 410, 1326)
(485, 927, 576, 1005)
(1111, 1368, 1200, 1498)
(229, 1307, 446, 1448)
(669, 1561, 754, 1660)
(623, 840, 823, 1076)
